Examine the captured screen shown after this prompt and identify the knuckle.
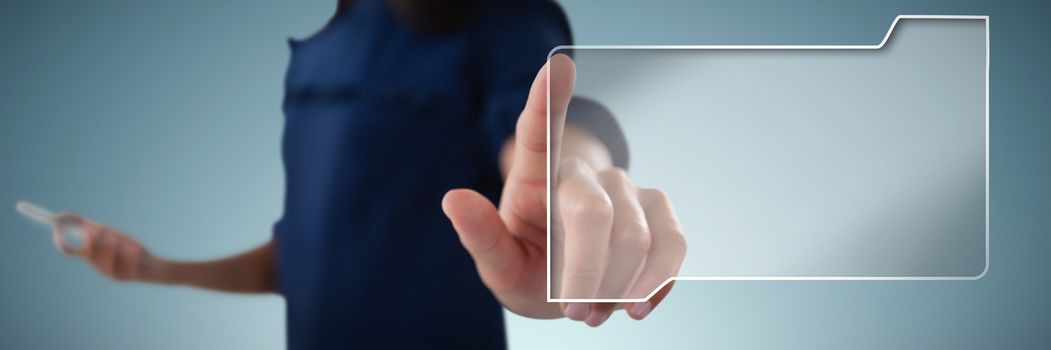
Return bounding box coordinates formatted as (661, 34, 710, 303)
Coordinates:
(563, 195, 613, 223)
(78, 245, 94, 256)
(558, 158, 589, 176)
(127, 247, 142, 260)
(598, 168, 636, 191)
(555, 174, 588, 193)
(94, 230, 112, 243)
(600, 167, 630, 182)
(521, 138, 547, 154)
(507, 186, 546, 222)
(566, 265, 604, 284)
(83, 226, 102, 239)
(611, 225, 652, 254)
(99, 237, 116, 249)
(639, 188, 670, 204)
(664, 229, 688, 258)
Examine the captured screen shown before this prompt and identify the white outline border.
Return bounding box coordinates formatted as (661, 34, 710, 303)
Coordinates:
(546, 15, 990, 303)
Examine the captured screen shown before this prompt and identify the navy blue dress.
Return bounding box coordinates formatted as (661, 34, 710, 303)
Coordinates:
(273, 1, 570, 348)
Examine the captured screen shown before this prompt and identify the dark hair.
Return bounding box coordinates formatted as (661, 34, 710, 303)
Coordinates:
(338, 0, 486, 34)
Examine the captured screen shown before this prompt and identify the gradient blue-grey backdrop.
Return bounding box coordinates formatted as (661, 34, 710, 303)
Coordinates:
(1, 0, 1047, 349)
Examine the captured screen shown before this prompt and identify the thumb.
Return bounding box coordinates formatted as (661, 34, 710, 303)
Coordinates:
(442, 189, 525, 294)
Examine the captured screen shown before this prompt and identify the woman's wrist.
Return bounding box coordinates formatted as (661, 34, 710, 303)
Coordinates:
(141, 256, 178, 285)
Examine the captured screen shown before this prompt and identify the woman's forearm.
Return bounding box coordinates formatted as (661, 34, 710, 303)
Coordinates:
(55, 213, 279, 294)
(151, 241, 277, 294)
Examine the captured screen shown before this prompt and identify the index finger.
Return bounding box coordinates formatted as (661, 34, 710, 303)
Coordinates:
(506, 53, 576, 184)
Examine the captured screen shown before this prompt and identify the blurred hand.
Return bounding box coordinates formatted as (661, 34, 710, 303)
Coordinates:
(442, 54, 687, 327)
(53, 213, 156, 282)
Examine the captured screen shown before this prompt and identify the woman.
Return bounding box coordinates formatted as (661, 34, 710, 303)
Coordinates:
(56, 0, 686, 348)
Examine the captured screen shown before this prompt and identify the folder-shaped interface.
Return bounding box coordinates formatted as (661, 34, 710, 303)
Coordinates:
(548, 16, 988, 301)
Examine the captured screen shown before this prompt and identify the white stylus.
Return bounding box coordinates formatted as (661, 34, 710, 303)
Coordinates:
(16, 200, 85, 251)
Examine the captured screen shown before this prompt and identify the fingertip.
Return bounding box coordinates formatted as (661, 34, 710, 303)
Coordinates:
(441, 189, 489, 219)
(548, 54, 576, 108)
(585, 309, 611, 327)
(118, 241, 134, 257)
(564, 303, 590, 321)
(441, 189, 465, 216)
(550, 53, 576, 74)
(628, 301, 653, 320)
(623, 302, 637, 319)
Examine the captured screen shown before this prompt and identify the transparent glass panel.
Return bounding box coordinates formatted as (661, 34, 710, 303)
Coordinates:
(549, 17, 987, 300)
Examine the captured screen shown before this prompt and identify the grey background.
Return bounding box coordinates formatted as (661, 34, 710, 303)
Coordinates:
(0, 0, 1048, 349)
(562, 19, 986, 279)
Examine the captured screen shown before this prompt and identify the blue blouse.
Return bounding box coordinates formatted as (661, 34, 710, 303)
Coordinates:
(273, 0, 570, 348)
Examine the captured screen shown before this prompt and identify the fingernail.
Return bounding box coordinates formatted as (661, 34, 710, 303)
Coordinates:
(565, 303, 589, 321)
(585, 310, 610, 327)
(630, 302, 652, 319)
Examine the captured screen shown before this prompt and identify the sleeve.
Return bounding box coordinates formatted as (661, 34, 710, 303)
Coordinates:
(273, 217, 287, 238)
